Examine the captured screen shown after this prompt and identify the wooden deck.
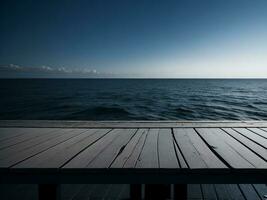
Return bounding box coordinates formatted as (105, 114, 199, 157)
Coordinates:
(0, 120, 266, 199)
(0, 120, 266, 183)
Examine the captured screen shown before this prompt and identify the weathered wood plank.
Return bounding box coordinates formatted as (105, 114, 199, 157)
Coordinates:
(216, 128, 267, 168)
(123, 129, 149, 168)
(0, 128, 57, 150)
(0, 129, 87, 167)
(253, 184, 267, 200)
(233, 128, 267, 149)
(201, 184, 217, 199)
(0, 128, 70, 159)
(135, 129, 159, 168)
(0, 121, 266, 186)
(214, 184, 236, 199)
(239, 184, 261, 200)
(187, 184, 202, 200)
(14, 129, 110, 168)
(64, 129, 124, 168)
(222, 128, 267, 161)
(173, 128, 226, 169)
(173, 139, 188, 168)
(0, 128, 33, 142)
(158, 129, 179, 168)
(226, 184, 246, 200)
(248, 128, 267, 139)
(196, 128, 262, 168)
(87, 129, 137, 168)
(111, 129, 146, 168)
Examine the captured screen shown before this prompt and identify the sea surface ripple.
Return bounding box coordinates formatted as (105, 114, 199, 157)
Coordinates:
(1, 79, 267, 120)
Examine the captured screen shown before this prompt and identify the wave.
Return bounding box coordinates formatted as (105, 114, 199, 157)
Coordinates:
(65, 106, 132, 120)
(2, 79, 267, 120)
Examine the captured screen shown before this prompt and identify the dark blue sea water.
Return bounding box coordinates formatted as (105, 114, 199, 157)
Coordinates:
(1, 79, 267, 120)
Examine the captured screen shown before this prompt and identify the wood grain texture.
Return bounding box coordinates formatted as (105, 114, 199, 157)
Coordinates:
(234, 128, 267, 149)
(196, 128, 264, 168)
(174, 128, 226, 169)
(14, 129, 109, 168)
(158, 129, 179, 168)
(222, 128, 267, 161)
(0, 129, 82, 167)
(0, 122, 266, 185)
(64, 129, 124, 168)
(135, 129, 159, 168)
(111, 129, 147, 168)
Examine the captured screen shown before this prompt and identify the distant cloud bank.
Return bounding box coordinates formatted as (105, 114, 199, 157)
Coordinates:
(0, 64, 116, 78)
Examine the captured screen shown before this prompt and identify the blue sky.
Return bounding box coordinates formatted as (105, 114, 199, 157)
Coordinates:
(0, 0, 267, 78)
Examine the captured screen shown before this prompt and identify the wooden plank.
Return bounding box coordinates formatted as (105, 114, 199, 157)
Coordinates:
(239, 184, 261, 200)
(233, 128, 267, 149)
(223, 128, 267, 161)
(111, 129, 146, 168)
(13, 129, 110, 168)
(215, 128, 267, 168)
(174, 128, 207, 169)
(0, 128, 58, 150)
(135, 129, 159, 168)
(64, 129, 124, 168)
(0, 128, 32, 142)
(0, 128, 72, 160)
(0, 129, 88, 167)
(173, 139, 188, 168)
(173, 128, 226, 169)
(253, 184, 267, 200)
(2, 120, 267, 128)
(158, 129, 179, 168)
(196, 128, 259, 168)
(87, 129, 137, 168)
(227, 184, 246, 200)
(187, 184, 202, 200)
(249, 128, 267, 139)
(123, 129, 149, 168)
(201, 184, 217, 199)
(214, 184, 233, 199)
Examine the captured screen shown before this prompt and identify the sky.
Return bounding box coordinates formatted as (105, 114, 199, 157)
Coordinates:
(0, 0, 267, 78)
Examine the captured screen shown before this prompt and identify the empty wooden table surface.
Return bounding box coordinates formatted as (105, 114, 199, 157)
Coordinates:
(0, 120, 266, 199)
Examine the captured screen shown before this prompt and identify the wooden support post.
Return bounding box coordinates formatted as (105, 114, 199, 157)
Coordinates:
(130, 184, 142, 200)
(144, 184, 170, 200)
(174, 184, 187, 200)
(38, 184, 61, 200)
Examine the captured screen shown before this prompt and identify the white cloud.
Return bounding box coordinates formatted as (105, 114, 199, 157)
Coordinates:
(0, 64, 115, 78)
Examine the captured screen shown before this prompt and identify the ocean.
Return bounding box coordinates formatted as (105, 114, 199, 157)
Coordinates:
(1, 79, 267, 120)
